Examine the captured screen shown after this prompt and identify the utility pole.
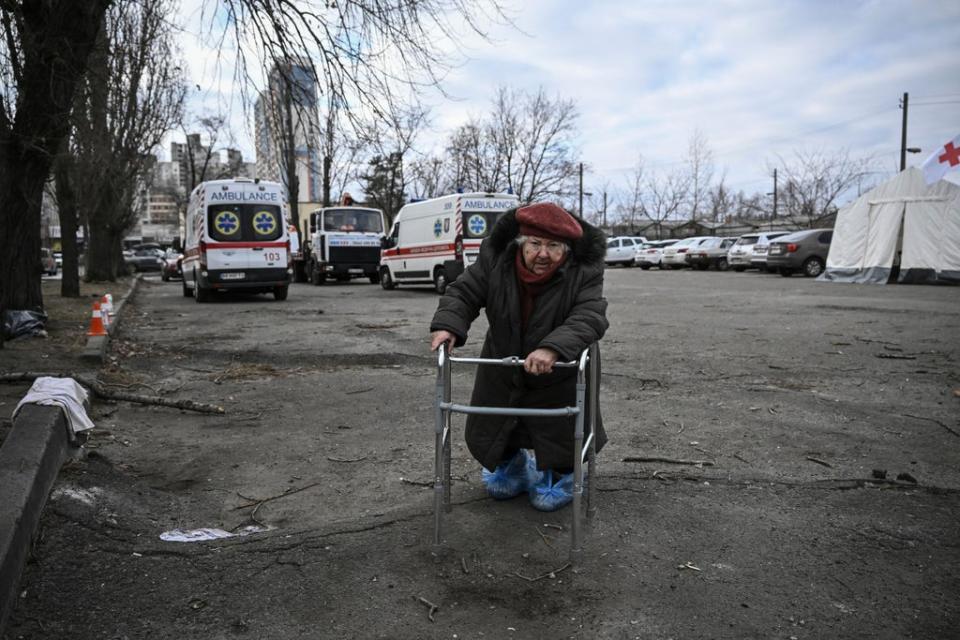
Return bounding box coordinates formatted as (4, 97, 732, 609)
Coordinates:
(772, 168, 778, 219)
(767, 168, 778, 231)
(602, 191, 608, 228)
(899, 92, 909, 171)
(578, 163, 584, 216)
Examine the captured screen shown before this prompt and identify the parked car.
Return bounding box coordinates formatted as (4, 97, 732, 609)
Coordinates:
(661, 236, 717, 269)
(727, 232, 793, 272)
(684, 237, 736, 270)
(634, 239, 679, 269)
(125, 247, 165, 272)
(40, 248, 58, 275)
(161, 249, 183, 281)
(767, 228, 833, 277)
(750, 232, 793, 271)
(605, 236, 647, 267)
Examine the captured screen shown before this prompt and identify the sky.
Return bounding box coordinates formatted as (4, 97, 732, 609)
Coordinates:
(171, 0, 960, 204)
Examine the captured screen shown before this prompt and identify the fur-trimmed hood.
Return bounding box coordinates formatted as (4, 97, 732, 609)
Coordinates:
(486, 208, 607, 266)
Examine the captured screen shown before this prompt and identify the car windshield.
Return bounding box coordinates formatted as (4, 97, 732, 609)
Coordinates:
(735, 236, 758, 246)
(322, 209, 383, 233)
(208, 204, 283, 242)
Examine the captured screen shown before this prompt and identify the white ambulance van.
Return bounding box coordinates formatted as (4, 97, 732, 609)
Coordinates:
(181, 178, 292, 302)
(379, 192, 518, 293)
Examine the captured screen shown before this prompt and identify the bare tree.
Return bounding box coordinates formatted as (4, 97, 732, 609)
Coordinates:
(685, 128, 715, 223)
(409, 155, 447, 200)
(618, 158, 646, 231)
(707, 172, 733, 223)
(644, 173, 691, 239)
(216, 0, 511, 147)
(0, 0, 109, 319)
(441, 87, 580, 201)
(769, 149, 873, 227)
(182, 114, 235, 192)
(361, 106, 429, 220)
(66, 0, 185, 281)
(507, 88, 580, 202)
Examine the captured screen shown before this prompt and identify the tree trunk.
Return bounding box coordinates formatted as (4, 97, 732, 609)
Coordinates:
(54, 155, 82, 298)
(0, 0, 111, 324)
(86, 219, 121, 282)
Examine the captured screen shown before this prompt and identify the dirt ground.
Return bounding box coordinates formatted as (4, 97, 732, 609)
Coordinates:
(2, 269, 959, 640)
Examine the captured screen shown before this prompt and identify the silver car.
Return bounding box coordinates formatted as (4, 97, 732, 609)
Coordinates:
(661, 236, 717, 269)
(728, 232, 793, 272)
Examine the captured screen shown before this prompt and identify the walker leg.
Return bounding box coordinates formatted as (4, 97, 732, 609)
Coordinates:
(433, 350, 449, 547)
(586, 343, 600, 520)
(570, 379, 586, 565)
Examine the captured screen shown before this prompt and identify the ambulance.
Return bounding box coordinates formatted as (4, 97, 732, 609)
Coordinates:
(181, 178, 292, 302)
(379, 192, 519, 293)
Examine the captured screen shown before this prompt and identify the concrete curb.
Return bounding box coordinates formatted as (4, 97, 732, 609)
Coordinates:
(81, 274, 142, 362)
(0, 276, 139, 633)
(0, 405, 72, 634)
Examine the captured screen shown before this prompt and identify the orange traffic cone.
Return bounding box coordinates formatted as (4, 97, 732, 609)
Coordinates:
(87, 301, 107, 337)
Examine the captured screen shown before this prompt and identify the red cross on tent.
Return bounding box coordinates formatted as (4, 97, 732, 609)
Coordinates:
(922, 133, 960, 185)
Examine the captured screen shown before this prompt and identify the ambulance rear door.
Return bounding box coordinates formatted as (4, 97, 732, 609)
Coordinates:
(206, 201, 288, 274)
(460, 194, 519, 265)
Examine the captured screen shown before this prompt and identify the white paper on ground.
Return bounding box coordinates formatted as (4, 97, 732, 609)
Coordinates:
(160, 524, 272, 542)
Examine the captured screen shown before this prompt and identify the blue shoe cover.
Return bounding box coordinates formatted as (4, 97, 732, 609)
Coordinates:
(482, 450, 530, 499)
(528, 469, 575, 512)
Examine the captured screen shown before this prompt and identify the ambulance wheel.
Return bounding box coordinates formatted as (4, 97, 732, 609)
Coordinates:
(194, 272, 211, 303)
(273, 285, 288, 301)
(433, 267, 448, 295)
(380, 267, 395, 290)
(182, 278, 192, 298)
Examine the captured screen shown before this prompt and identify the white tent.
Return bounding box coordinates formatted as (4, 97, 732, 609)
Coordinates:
(821, 167, 960, 285)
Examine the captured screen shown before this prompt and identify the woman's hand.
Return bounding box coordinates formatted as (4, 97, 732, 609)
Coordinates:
(524, 348, 559, 375)
(431, 330, 457, 353)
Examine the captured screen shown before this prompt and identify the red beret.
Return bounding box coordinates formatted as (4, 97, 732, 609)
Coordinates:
(516, 202, 583, 242)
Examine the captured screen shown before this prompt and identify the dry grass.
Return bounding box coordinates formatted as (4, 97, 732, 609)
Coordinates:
(39, 278, 134, 350)
(1, 278, 134, 359)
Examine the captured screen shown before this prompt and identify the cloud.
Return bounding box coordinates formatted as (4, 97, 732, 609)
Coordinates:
(172, 0, 960, 200)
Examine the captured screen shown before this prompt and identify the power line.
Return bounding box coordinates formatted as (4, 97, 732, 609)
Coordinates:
(909, 100, 960, 106)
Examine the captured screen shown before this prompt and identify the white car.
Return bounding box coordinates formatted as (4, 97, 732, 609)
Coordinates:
(634, 239, 678, 269)
(661, 236, 716, 269)
(605, 236, 647, 267)
(728, 232, 793, 272)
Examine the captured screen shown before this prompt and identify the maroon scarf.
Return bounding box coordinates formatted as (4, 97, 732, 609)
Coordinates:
(515, 250, 566, 330)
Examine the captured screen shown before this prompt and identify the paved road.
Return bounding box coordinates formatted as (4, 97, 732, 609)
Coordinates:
(5, 269, 959, 639)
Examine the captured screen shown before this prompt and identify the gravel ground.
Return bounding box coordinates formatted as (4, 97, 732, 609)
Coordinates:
(2, 269, 958, 640)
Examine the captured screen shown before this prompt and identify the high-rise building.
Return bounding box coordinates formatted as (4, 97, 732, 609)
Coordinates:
(254, 58, 323, 204)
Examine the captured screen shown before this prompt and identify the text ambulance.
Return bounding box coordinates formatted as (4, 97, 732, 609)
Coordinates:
(379, 192, 519, 293)
(181, 178, 292, 302)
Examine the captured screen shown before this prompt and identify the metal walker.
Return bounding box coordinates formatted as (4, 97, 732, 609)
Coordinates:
(433, 343, 600, 564)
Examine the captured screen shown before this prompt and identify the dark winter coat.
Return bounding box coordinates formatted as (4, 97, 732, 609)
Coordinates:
(430, 209, 609, 471)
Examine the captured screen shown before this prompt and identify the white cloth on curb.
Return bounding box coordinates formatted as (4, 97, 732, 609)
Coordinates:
(13, 376, 95, 437)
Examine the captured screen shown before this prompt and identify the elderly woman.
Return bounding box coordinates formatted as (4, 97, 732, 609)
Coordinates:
(430, 202, 608, 511)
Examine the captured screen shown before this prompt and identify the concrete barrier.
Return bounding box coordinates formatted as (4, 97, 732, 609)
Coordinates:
(0, 405, 73, 633)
